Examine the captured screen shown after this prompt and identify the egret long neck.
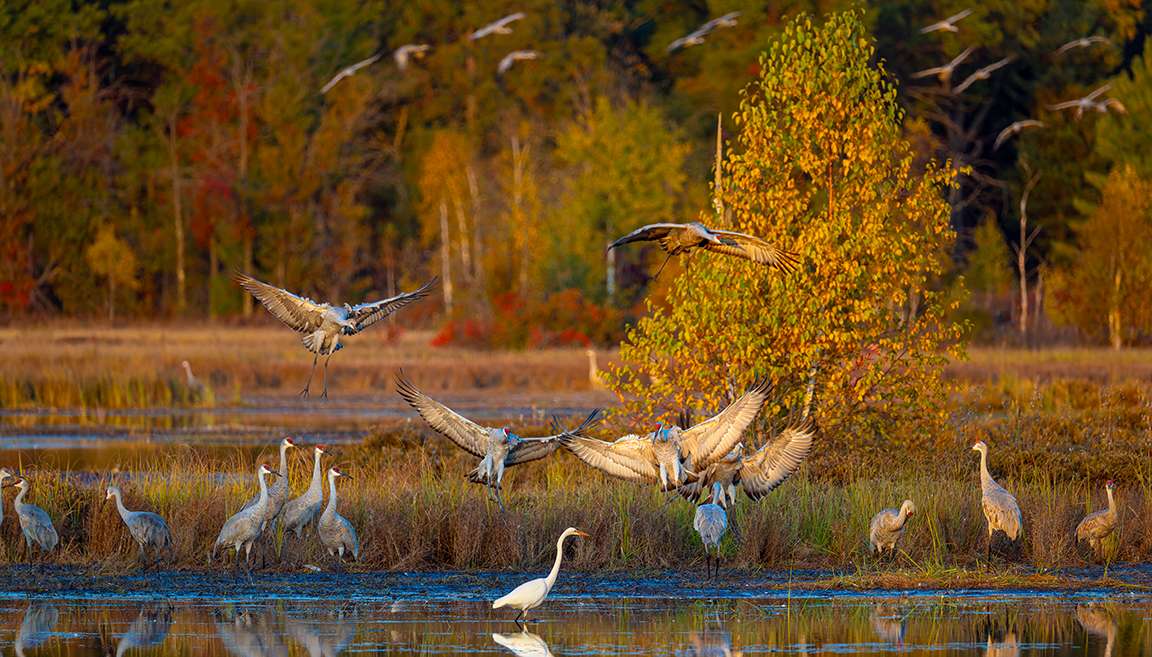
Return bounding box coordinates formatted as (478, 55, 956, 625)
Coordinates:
(545, 532, 569, 591)
(113, 491, 133, 522)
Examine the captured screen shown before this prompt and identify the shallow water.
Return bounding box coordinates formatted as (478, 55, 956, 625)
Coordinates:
(0, 594, 1146, 655)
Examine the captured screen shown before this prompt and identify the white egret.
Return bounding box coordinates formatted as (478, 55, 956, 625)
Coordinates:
(493, 527, 588, 625)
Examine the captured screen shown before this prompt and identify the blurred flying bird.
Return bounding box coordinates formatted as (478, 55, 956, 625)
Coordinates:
(393, 44, 431, 72)
(9, 478, 58, 567)
(561, 379, 773, 493)
(993, 120, 1048, 151)
(1091, 98, 1128, 117)
(1075, 480, 1117, 561)
(952, 56, 1013, 93)
(234, 270, 437, 399)
(1047, 84, 1114, 120)
(470, 12, 527, 40)
(103, 486, 174, 571)
(497, 50, 544, 76)
(319, 467, 358, 581)
(493, 527, 588, 625)
(1056, 36, 1112, 54)
(972, 441, 1022, 560)
(869, 499, 916, 561)
(667, 11, 743, 53)
(693, 482, 729, 578)
(920, 8, 973, 33)
(320, 53, 384, 94)
(608, 222, 798, 278)
(397, 371, 597, 513)
(910, 45, 977, 84)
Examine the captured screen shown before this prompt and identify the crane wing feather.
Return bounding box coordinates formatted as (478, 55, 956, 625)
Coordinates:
(608, 223, 684, 250)
(706, 231, 799, 271)
(350, 277, 438, 331)
(678, 379, 772, 470)
(506, 410, 600, 466)
(560, 434, 658, 484)
(234, 270, 327, 333)
(740, 416, 816, 501)
(395, 371, 489, 458)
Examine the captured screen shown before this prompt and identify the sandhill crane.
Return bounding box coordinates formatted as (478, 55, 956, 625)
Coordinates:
(497, 50, 544, 76)
(1057, 36, 1112, 54)
(666, 11, 743, 53)
(1047, 84, 1114, 120)
(609, 222, 798, 278)
(993, 120, 1048, 151)
(319, 467, 358, 581)
(181, 360, 208, 398)
(952, 57, 1012, 93)
(280, 444, 329, 560)
(562, 379, 773, 494)
(971, 441, 1022, 560)
(1090, 98, 1128, 117)
(694, 482, 729, 578)
(320, 53, 384, 94)
(15, 603, 58, 657)
(8, 478, 58, 566)
(234, 270, 436, 399)
(1076, 603, 1117, 657)
(240, 437, 296, 567)
(869, 499, 916, 561)
(910, 46, 977, 84)
(103, 486, 174, 570)
(493, 527, 589, 625)
(116, 606, 173, 657)
(397, 371, 598, 512)
(492, 631, 554, 657)
(920, 8, 973, 33)
(871, 603, 906, 646)
(470, 12, 527, 40)
(212, 463, 280, 577)
(585, 349, 605, 389)
(1076, 480, 1117, 561)
(393, 44, 431, 73)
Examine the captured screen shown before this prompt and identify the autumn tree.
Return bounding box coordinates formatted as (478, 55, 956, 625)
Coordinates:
(86, 226, 139, 322)
(966, 214, 1014, 310)
(607, 12, 966, 443)
(1050, 165, 1152, 347)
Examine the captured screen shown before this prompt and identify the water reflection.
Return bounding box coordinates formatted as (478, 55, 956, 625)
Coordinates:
(0, 595, 1146, 655)
(492, 631, 554, 657)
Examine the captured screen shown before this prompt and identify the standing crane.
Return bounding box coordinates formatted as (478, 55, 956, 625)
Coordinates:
(562, 380, 773, 494)
(1075, 480, 1118, 562)
(493, 527, 589, 626)
(869, 500, 916, 562)
(7, 478, 58, 567)
(280, 444, 329, 561)
(103, 486, 175, 571)
(397, 371, 598, 513)
(971, 441, 1022, 560)
(318, 467, 359, 581)
(234, 270, 437, 399)
(181, 360, 208, 399)
(240, 437, 296, 568)
(693, 482, 729, 578)
(608, 222, 798, 278)
(212, 463, 280, 577)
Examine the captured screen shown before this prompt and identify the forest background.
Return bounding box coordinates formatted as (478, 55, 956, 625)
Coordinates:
(1, 0, 1150, 352)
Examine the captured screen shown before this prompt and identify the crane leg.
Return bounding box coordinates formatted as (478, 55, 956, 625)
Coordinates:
(493, 486, 511, 516)
(652, 252, 673, 279)
(140, 544, 148, 572)
(320, 352, 333, 401)
(301, 353, 318, 397)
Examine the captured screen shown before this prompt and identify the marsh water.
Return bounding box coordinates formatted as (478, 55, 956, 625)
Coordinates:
(0, 593, 1145, 655)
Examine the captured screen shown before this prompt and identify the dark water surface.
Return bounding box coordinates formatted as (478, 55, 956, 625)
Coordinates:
(0, 593, 1146, 655)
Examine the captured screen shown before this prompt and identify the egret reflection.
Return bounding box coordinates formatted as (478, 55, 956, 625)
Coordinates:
(493, 631, 554, 657)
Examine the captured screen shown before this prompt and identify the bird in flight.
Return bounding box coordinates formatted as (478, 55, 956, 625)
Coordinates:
(920, 9, 973, 34)
(667, 12, 743, 53)
(1047, 84, 1115, 120)
(910, 45, 977, 84)
(1056, 36, 1112, 54)
(234, 270, 437, 399)
(952, 56, 1012, 94)
(608, 222, 798, 278)
(320, 53, 383, 94)
(1090, 98, 1128, 117)
(993, 120, 1048, 151)
(497, 50, 544, 76)
(393, 44, 431, 73)
(470, 12, 527, 40)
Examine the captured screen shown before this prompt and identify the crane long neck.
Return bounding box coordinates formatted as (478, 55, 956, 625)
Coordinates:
(13, 485, 26, 509)
(325, 473, 339, 516)
(256, 470, 270, 508)
(545, 532, 570, 591)
(309, 451, 323, 494)
(1107, 487, 1116, 513)
(278, 444, 290, 484)
(113, 490, 132, 522)
(897, 505, 910, 526)
(979, 449, 993, 487)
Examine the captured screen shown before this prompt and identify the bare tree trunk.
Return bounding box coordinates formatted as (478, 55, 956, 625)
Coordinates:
(467, 165, 484, 284)
(1033, 265, 1044, 336)
(450, 187, 472, 284)
(166, 111, 186, 314)
(714, 113, 725, 221)
(1109, 253, 1122, 349)
(439, 197, 453, 316)
(1016, 162, 1042, 337)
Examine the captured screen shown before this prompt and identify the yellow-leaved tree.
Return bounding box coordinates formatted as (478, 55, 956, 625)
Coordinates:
(605, 11, 966, 446)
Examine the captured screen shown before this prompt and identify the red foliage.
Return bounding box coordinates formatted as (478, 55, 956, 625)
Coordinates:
(430, 289, 624, 349)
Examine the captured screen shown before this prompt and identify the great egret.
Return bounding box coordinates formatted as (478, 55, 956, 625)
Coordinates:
(493, 527, 589, 625)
